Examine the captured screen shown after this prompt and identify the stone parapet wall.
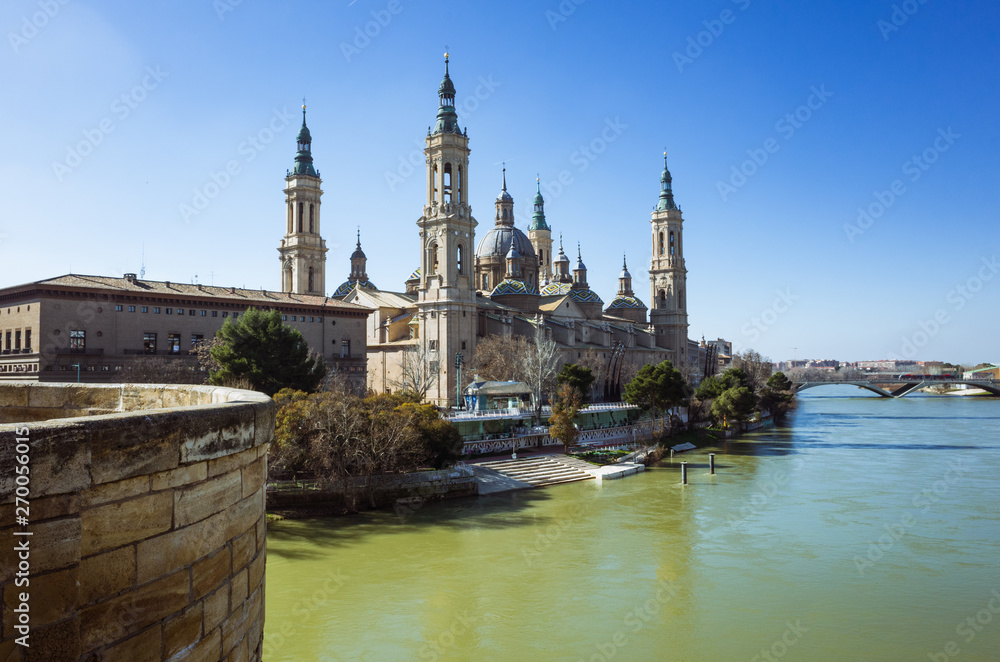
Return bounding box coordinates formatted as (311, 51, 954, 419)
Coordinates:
(0, 383, 273, 662)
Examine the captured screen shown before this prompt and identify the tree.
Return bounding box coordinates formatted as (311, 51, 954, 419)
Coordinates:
(519, 324, 561, 424)
(711, 386, 757, 429)
(623, 360, 691, 417)
(694, 374, 725, 400)
(209, 307, 326, 396)
(557, 363, 595, 402)
(393, 344, 438, 400)
(398, 402, 464, 469)
(472, 334, 527, 382)
(758, 371, 795, 421)
(718, 367, 750, 391)
(766, 371, 793, 392)
(733, 349, 773, 394)
(548, 383, 581, 453)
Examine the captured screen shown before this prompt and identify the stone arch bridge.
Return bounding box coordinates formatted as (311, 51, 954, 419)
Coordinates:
(793, 377, 1000, 398)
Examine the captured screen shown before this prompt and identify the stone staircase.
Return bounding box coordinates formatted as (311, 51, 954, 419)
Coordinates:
(476, 455, 596, 487)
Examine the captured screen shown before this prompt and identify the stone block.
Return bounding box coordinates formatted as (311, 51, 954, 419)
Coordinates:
(207, 448, 257, 479)
(230, 568, 248, 607)
(252, 400, 275, 448)
(231, 530, 254, 574)
(25, 385, 71, 410)
(79, 568, 189, 651)
(151, 462, 208, 491)
(248, 545, 265, 593)
(136, 513, 223, 586)
(99, 624, 161, 662)
(164, 602, 203, 660)
(0, 423, 90, 501)
(203, 586, 229, 634)
(81, 475, 150, 508)
(23, 617, 80, 662)
(0, 493, 79, 524)
(175, 470, 242, 528)
(167, 626, 220, 662)
(64, 385, 123, 413)
(3, 567, 77, 637)
(192, 548, 231, 600)
(241, 457, 266, 500)
(180, 405, 256, 463)
(89, 413, 180, 484)
(81, 491, 172, 556)
(220, 602, 245, 657)
(0, 384, 30, 407)
(226, 636, 249, 662)
(31, 517, 81, 575)
(79, 546, 135, 605)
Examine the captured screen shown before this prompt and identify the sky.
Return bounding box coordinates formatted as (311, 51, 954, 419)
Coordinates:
(1, 0, 998, 365)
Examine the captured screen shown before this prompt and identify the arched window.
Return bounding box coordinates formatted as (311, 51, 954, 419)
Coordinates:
(457, 166, 463, 203)
(658, 290, 666, 308)
(670, 231, 675, 256)
(308, 267, 314, 292)
(539, 249, 544, 266)
(658, 232, 664, 256)
(430, 243, 439, 274)
(443, 163, 452, 204)
(432, 165, 438, 203)
(297, 203, 303, 233)
(287, 204, 293, 234)
(309, 204, 315, 233)
(483, 274, 489, 290)
(457, 244, 464, 274)
(678, 290, 684, 310)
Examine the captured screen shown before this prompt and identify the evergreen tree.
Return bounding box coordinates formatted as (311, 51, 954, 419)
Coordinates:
(209, 307, 326, 396)
(557, 363, 596, 402)
(623, 360, 690, 417)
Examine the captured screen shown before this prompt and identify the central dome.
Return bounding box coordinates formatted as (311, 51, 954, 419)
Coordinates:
(475, 226, 536, 260)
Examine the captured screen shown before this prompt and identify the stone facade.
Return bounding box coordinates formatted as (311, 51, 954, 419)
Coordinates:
(0, 277, 370, 390)
(0, 383, 272, 662)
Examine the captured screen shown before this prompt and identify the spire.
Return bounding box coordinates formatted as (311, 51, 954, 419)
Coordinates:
(657, 151, 677, 211)
(619, 254, 633, 296)
(573, 242, 588, 287)
(433, 52, 461, 135)
(529, 176, 549, 231)
(502, 164, 507, 192)
(349, 226, 368, 283)
(292, 101, 318, 177)
(495, 164, 514, 218)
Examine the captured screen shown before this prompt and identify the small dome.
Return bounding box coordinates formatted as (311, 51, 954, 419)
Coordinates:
(506, 244, 520, 260)
(490, 279, 538, 297)
(568, 289, 603, 305)
(333, 279, 378, 298)
(607, 295, 646, 310)
(497, 189, 513, 203)
(541, 281, 571, 296)
(351, 245, 366, 260)
(439, 73, 456, 98)
(406, 267, 421, 281)
(296, 124, 311, 144)
(475, 226, 536, 260)
(575, 257, 587, 271)
(620, 266, 631, 279)
(554, 247, 569, 264)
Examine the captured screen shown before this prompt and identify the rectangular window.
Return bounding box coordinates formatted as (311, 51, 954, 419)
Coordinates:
(59, 365, 67, 371)
(340, 340, 350, 358)
(154, 307, 161, 314)
(200, 310, 206, 317)
(128, 305, 136, 313)
(166, 308, 172, 315)
(101, 365, 110, 371)
(69, 330, 84, 352)
(282, 315, 287, 321)
(15, 330, 22, 350)
(191, 334, 204, 348)
(143, 332, 157, 354)
(222, 312, 229, 318)
(429, 340, 437, 350)
(189, 310, 196, 316)
(461, 341, 466, 350)
(141, 306, 148, 313)
(291, 316, 297, 322)
(24, 329, 31, 352)
(309, 317, 314, 323)
(115, 305, 123, 312)
(233, 313, 239, 319)
(212, 311, 218, 317)
(4, 331, 10, 350)
(167, 334, 181, 354)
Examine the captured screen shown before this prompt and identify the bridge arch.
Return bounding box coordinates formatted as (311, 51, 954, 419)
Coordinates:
(793, 380, 1000, 398)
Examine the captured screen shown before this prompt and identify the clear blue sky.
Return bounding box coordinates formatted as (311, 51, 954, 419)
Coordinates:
(1, 0, 997, 364)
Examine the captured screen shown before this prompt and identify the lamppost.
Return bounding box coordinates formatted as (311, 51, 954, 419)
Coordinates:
(70, 363, 80, 383)
(455, 352, 463, 410)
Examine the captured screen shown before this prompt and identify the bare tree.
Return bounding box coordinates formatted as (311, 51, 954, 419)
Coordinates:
(733, 349, 772, 394)
(519, 324, 560, 424)
(393, 344, 438, 400)
(472, 334, 527, 382)
(577, 348, 609, 402)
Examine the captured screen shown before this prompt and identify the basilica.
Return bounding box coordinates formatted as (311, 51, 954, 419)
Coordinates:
(278, 55, 696, 407)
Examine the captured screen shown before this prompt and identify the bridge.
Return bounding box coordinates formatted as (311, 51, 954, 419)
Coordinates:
(793, 376, 1000, 398)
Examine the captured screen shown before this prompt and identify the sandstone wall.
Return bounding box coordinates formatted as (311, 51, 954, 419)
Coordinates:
(0, 383, 273, 662)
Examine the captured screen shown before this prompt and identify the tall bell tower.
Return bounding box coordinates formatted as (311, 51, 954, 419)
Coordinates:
(648, 153, 689, 362)
(416, 54, 479, 407)
(528, 178, 552, 283)
(278, 104, 327, 294)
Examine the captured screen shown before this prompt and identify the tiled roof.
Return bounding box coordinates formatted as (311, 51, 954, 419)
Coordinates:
(568, 288, 604, 305)
(606, 295, 647, 310)
(29, 274, 370, 312)
(333, 279, 378, 298)
(490, 279, 539, 297)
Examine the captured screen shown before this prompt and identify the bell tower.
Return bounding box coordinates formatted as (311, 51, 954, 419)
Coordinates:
(648, 152, 689, 362)
(416, 54, 479, 407)
(528, 177, 553, 283)
(278, 103, 327, 294)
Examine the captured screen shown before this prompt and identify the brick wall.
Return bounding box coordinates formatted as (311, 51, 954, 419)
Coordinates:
(0, 383, 273, 662)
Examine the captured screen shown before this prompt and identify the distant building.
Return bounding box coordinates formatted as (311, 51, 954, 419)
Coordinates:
(0, 274, 371, 389)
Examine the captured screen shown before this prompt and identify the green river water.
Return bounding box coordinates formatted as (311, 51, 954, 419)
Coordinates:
(264, 389, 1000, 661)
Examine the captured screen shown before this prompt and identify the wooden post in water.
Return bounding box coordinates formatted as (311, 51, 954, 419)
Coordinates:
(681, 462, 688, 485)
(709, 453, 716, 475)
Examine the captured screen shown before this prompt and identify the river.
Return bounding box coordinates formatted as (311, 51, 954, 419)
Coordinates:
(264, 388, 1000, 661)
